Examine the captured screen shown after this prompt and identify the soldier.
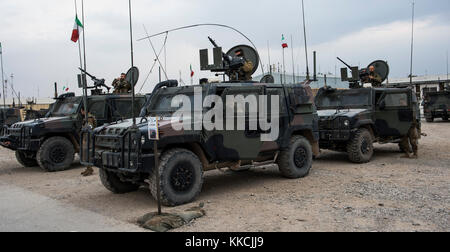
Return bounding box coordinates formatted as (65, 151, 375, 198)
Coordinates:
(367, 65, 383, 87)
(80, 107, 97, 177)
(234, 49, 254, 81)
(400, 115, 419, 159)
(112, 73, 131, 94)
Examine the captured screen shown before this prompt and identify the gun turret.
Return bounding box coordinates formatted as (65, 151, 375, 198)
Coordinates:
(78, 68, 111, 93)
(337, 57, 390, 89)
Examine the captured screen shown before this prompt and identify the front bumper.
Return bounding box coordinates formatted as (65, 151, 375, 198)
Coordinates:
(0, 126, 40, 151)
(80, 128, 155, 174)
(319, 129, 352, 141)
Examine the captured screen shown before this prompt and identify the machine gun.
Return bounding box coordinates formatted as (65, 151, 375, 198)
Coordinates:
(78, 68, 111, 94)
(200, 37, 260, 81)
(337, 57, 389, 89)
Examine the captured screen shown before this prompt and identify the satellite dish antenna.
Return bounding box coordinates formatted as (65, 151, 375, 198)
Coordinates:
(368, 60, 390, 83)
(226, 45, 260, 76)
(126, 66, 140, 87)
(260, 74, 275, 83)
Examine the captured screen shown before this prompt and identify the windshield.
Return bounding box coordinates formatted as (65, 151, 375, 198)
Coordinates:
(49, 97, 82, 116)
(316, 89, 371, 109)
(146, 87, 203, 115)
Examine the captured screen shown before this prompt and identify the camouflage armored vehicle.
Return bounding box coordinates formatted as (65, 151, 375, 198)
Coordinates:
(81, 42, 319, 206)
(423, 90, 450, 122)
(316, 60, 421, 163)
(0, 69, 147, 172)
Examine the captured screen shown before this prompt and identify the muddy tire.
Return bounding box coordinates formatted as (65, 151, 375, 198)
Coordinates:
(99, 169, 140, 194)
(15, 151, 38, 167)
(277, 136, 313, 179)
(36, 137, 75, 172)
(347, 129, 374, 163)
(149, 148, 203, 207)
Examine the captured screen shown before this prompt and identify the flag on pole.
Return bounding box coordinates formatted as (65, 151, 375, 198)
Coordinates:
(190, 64, 194, 77)
(71, 15, 84, 43)
(282, 34, 288, 49)
(62, 86, 69, 92)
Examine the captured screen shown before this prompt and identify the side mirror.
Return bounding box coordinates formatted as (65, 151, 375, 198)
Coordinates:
(379, 101, 386, 110)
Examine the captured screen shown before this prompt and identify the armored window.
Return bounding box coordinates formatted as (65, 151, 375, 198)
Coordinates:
(384, 93, 409, 108)
(112, 99, 143, 119)
(88, 101, 106, 119)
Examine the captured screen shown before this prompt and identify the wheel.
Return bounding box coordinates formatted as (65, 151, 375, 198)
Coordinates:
(277, 136, 313, 179)
(347, 128, 374, 163)
(149, 148, 203, 207)
(426, 117, 434, 123)
(443, 117, 449, 121)
(36, 137, 75, 172)
(99, 169, 140, 194)
(15, 151, 38, 167)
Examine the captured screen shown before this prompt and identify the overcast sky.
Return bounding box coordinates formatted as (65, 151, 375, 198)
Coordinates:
(0, 0, 449, 99)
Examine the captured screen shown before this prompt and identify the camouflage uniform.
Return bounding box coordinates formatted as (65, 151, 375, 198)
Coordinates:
(368, 72, 383, 87)
(112, 79, 132, 94)
(81, 112, 97, 177)
(237, 60, 254, 81)
(400, 117, 419, 159)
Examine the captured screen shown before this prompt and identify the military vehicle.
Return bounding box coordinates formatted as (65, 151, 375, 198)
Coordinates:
(423, 90, 450, 122)
(1, 107, 22, 131)
(81, 41, 319, 206)
(315, 60, 421, 163)
(0, 69, 146, 172)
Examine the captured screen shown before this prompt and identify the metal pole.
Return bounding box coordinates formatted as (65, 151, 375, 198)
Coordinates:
(267, 41, 272, 75)
(282, 48, 286, 84)
(154, 141, 161, 215)
(80, 0, 88, 123)
(1, 42, 6, 117)
(291, 35, 295, 83)
(409, 1, 415, 87)
(128, 0, 136, 126)
(301, 0, 310, 80)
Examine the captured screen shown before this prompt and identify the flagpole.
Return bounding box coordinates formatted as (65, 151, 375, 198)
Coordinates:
(291, 35, 295, 83)
(1, 43, 6, 118)
(409, 0, 415, 87)
(78, 0, 88, 124)
(267, 41, 272, 75)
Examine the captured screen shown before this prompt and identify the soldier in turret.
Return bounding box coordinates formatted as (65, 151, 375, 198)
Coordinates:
(367, 65, 383, 87)
(112, 73, 131, 94)
(80, 107, 97, 177)
(234, 49, 254, 81)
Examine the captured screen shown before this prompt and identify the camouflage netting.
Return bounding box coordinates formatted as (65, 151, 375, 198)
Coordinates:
(138, 204, 206, 232)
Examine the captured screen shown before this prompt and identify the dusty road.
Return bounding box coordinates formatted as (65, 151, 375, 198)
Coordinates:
(0, 121, 448, 232)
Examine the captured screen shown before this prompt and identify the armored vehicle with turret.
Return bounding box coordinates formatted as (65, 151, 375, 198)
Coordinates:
(423, 90, 450, 122)
(316, 60, 421, 163)
(0, 69, 146, 172)
(81, 41, 320, 206)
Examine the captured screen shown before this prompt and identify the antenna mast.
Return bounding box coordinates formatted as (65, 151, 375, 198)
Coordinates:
(409, 0, 415, 87)
(301, 0, 310, 80)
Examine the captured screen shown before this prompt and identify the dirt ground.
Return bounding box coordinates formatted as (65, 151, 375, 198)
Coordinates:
(0, 121, 448, 232)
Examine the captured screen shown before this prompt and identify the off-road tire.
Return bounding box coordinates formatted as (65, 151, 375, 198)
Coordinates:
(277, 136, 313, 179)
(347, 128, 374, 163)
(149, 148, 203, 207)
(426, 117, 434, 123)
(37, 137, 75, 172)
(443, 117, 449, 121)
(99, 169, 140, 194)
(15, 151, 38, 167)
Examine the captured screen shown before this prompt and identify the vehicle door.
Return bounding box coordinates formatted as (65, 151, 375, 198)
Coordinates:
(209, 86, 265, 161)
(374, 90, 412, 137)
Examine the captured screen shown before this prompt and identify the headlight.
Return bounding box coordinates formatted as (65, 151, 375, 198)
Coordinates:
(141, 135, 146, 145)
(343, 120, 350, 127)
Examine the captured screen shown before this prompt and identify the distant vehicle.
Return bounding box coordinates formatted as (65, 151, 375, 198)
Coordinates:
(315, 87, 421, 163)
(423, 90, 450, 122)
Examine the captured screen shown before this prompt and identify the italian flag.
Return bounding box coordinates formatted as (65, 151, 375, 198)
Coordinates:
(190, 64, 194, 77)
(71, 15, 84, 43)
(282, 34, 288, 49)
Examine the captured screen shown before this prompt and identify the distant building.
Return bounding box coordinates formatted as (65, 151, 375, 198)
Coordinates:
(387, 74, 450, 99)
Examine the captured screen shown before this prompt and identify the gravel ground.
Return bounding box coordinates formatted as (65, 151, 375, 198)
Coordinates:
(0, 121, 448, 232)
